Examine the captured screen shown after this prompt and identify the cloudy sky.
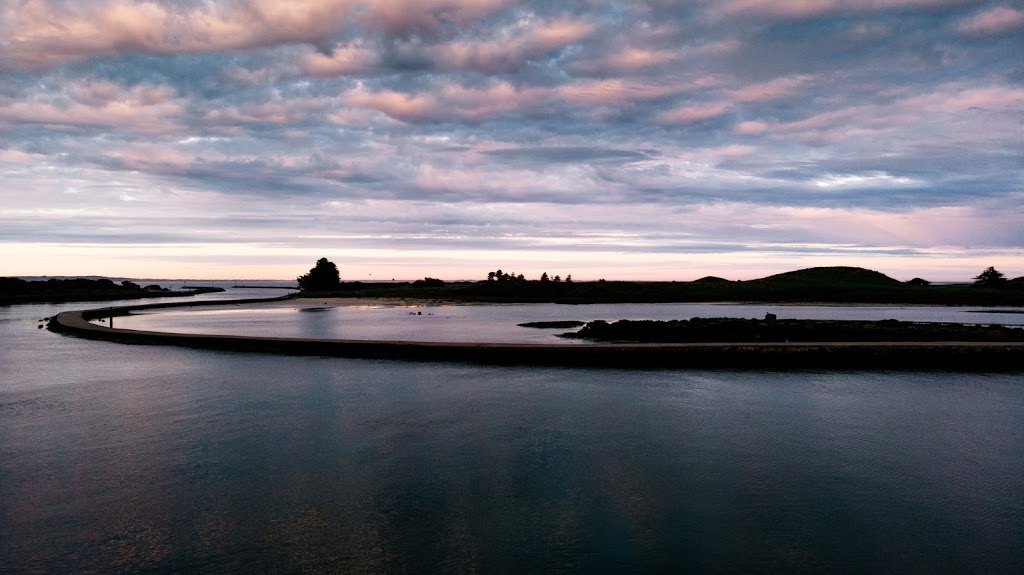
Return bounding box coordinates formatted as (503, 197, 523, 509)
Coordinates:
(1, 0, 1022, 281)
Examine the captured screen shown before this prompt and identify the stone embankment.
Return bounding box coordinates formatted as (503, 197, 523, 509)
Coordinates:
(48, 299, 1024, 370)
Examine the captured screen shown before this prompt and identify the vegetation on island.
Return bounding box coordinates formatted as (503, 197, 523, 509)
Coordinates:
(0, 277, 223, 305)
(560, 316, 1024, 343)
(973, 266, 1007, 288)
(294, 262, 1024, 306)
(296, 258, 341, 292)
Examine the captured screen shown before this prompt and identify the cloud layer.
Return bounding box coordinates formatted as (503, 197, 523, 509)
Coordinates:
(1, 0, 1022, 280)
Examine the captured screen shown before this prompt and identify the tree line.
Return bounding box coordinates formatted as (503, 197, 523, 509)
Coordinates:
(487, 270, 572, 283)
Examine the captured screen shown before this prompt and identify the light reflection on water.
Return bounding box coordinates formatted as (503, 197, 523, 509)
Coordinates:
(2, 290, 1023, 573)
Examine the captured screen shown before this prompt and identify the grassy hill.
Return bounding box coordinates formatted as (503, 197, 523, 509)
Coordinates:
(732, 266, 908, 302)
(692, 276, 733, 284)
(753, 266, 902, 287)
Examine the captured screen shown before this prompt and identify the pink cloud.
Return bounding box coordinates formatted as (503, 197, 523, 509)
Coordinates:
(355, 0, 510, 36)
(716, 0, 979, 18)
(557, 79, 687, 106)
(656, 102, 730, 124)
(224, 65, 282, 86)
(731, 104, 907, 144)
(344, 74, 718, 123)
(957, 5, 1024, 35)
(1, 0, 513, 69)
(716, 0, 842, 18)
(601, 47, 679, 70)
(571, 47, 681, 74)
(1, 0, 353, 68)
(100, 145, 197, 174)
(302, 43, 381, 77)
(297, 14, 594, 77)
(708, 144, 758, 158)
(571, 36, 739, 75)
(203, 95, 333, 125)
(673, 144, 759, 162)
(729, 75, 812, 102)
(734, 106, 898, 145)
(326, 107, 391, 128)
(775, 205, 981, 247)
(731, 81, 1024, 145)
(734, 120, 771, 135)
(899, 85, 1024, 112)
(344, 87, 442, 122)
(425, 16, 595, 72)
(0, 149, 44, 162)
(438, 82, 548, 120)
(0, 80, 183, 133)
(345, 80, 551, 122)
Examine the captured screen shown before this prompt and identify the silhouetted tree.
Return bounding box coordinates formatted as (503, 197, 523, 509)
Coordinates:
(565, 274, 572, 283)
(297, 258, 340, 291)
(973, 266, 1007, 288)
(485, 269, 528, 283)
(540, 272, 550, 282)
(553, 275, 561, 282)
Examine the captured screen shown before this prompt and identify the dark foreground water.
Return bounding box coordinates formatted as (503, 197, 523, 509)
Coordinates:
(3, 293, 1024, 573)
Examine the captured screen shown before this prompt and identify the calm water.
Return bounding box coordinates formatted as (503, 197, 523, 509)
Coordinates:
(113, 299, 1024, 344)
(2, 287, 1024, 573)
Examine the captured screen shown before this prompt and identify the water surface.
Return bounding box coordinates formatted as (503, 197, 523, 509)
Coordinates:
(2, 288, 1023, 573)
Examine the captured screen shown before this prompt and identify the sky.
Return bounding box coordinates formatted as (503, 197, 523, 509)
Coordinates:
(1, 0, 1023, 282)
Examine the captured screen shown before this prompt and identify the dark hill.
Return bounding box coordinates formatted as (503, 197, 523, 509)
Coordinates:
(692, 276, 732, 284)
(752, 266, 901, 286)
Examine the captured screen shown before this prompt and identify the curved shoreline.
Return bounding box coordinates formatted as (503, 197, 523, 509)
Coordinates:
(48, 298, 1024, 370)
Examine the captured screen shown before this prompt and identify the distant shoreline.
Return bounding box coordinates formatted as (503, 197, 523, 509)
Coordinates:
(47, 298, 1024, 371)
(0, 286, 224, 306)
(289, 266, 1024, 306)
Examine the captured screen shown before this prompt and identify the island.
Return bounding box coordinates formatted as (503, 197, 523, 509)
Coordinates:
(560, 316, 1024, 343)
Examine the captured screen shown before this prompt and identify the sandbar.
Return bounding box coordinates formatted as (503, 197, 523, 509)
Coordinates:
(46, 297, 1024, 371)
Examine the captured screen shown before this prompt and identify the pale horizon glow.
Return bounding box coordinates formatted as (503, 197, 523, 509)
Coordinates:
(1, 1, 1022, 282)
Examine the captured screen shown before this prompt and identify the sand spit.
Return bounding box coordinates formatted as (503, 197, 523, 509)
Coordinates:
(48, 298, 1024, 371)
